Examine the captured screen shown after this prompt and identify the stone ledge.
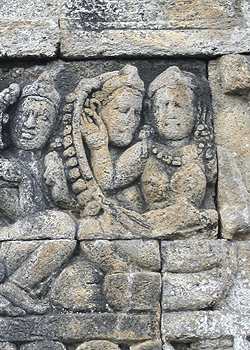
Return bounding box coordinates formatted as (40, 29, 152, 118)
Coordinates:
(162, 311, 250, 342)
(60, 23, 250, 59)
(0, 313, 159, 342)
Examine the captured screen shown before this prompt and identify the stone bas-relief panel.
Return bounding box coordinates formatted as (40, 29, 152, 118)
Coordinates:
(0, 58, 242, 349)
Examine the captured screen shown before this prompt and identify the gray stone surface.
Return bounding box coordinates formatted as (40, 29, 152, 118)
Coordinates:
(215, 241, 250, 315)
(190, 337, 234, 350)
(0, 0, 59, 58)
(103, 272, 161, 312)
(0, 313, 159, 342)
(61, 0, 242, 31)
(80, 240, 161, 273)
(162, 311, 250, 343)
(0, 1, 250, 58)
(76, 341, 120, 350)
(0, 344, 17, 350)
(60, 26, 250, 59)
(0, 20, 59, 58)
(209, 54, 250, 238)
(161, 239, 236, 273)
(161, 239, 237, 311)
(130, 341, 162, 350)
(20, 341, 67, 350)
(49, 257, 106, 312)
(59, 0, 250, 58)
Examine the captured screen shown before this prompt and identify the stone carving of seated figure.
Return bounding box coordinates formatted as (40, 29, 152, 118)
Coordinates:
(75, 66, 218, 240)
(0, 72, 76, 316)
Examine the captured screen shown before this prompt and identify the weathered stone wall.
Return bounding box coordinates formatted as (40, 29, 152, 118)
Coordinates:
(0, 1, 250, 350)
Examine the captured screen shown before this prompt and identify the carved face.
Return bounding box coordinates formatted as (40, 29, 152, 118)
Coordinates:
(152, 84, 196, 141)
(101, 88, 143, 147)
(11, 97, 56, 150)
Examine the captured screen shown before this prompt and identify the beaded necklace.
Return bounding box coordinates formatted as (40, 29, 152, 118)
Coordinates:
(151, 147, 182, 166)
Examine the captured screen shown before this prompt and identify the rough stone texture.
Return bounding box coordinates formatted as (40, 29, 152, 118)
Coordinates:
(76, 341, 120, 350)
(1, 1, 250, 59)
(209, 54, 250, 238)
(103, 272, 161, 312)
(60, 26, 250, 59)
(215, 241, 250, 315)
(0, 0, 59, 58)
(0, 20, 60, 58)
(0, 313, 159, 342)
(20, 341, 67, 350)
(161, 239, 237, 311)
(190, 337, 234, 350)
(0, 51, 248, 350)
(61, 0, 242, 30)
(130, 340, 162, 350)
(59, 0, 250, 58)
(0, 344, 17, 350)
(80, 240, 161, 273)
(162, 311, 250, 342)
(49, 257, 106, 312)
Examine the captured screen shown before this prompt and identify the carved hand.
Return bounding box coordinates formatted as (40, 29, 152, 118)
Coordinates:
(0, 158, 22, 184)
(80, 99, 108, 150)
(44, 151, 73, 207)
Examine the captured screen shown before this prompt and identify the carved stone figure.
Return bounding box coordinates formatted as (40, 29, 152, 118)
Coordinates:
(74, 65, 218, 240)
(0, 62, 241, 350)
(73, 64, 146, 213)
(0, 72, 76, 316)
(141, 66, 218, 238)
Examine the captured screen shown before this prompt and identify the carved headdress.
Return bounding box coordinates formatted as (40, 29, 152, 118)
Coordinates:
(93, 64, 145, 104)
(21, 71, 61, 111)
(148, 66, 195, 98)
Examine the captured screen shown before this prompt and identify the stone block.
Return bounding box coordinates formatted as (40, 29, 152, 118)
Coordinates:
(0, 211, 76, 241)
(161, 239, 237, 311)
(49, 258, 106, 312)
(103, 272, 161, 312)
(0, 0, 59, 58)
(161, 239, 233, 273)
(162, 311, 250, 343)
(0, 313, 159, 342)
(60, 0, 242, 31)
(190, 337, 234, 350)
(209, 54, 250, 238)
(60, 25, 250, 59)
(162, 268, 231, 311)
(0, 20, 59, 58)
(214, 241, 250, 315)
(80, 240, 160, 274)
(219, 54, 250, 94)
(59, 0, 250, 58)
